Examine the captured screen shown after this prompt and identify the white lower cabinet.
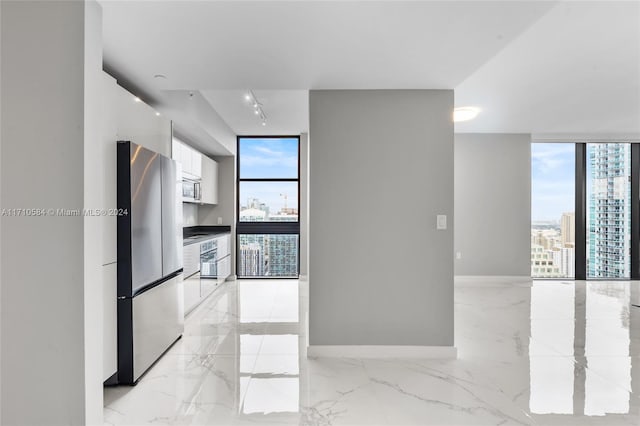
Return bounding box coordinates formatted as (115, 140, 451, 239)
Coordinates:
(200, 277, 217, 300)
(183, 273, 201, 314)
(183, 243, 200, 278)
(183, 233, 232, 317)
(217, 255, 231, 284)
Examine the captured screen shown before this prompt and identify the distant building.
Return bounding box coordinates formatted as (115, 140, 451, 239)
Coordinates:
(553, 247, 575, 277)
(560, 212, 575, 247)
(531, 244, 562, 277)
(239, 241, 264, 276)
(266, 235, 299, 276)
(238, 198, 299, 277)
(239, 208, 267, 222)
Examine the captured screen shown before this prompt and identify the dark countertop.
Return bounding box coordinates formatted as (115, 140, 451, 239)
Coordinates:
(183, 225, 231, 246)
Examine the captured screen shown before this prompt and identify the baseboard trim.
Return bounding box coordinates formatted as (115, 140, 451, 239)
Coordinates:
(455, 275, 532, 287)
(306, 345, 457, 359)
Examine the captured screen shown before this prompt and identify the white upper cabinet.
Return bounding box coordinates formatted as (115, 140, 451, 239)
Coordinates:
(172, 139, 182, 165)
(191, 150, 202, 179)
(172, 138, 201, 180)
(200, 156, 218, 205)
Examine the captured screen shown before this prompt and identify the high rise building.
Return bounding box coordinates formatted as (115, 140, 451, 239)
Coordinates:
(553, 247, 575, 277)
(265, 235, 299, 276)
(239, 239, 265, 276)
(587, 144, 631, 278)
(560, 212, 575, 247)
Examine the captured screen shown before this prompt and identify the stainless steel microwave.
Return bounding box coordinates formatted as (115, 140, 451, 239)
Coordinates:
(182, 179, 201, 203)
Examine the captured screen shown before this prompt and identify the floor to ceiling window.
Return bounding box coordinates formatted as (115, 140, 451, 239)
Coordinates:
(237, 137, 300, 278)
(531, 143, 576, 278)
(586, 143, 631, 278)
(532, 141, 639, 280)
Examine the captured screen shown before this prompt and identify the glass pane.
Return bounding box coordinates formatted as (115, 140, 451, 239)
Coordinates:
(239, 137, 298, 179)
(238, 234, 299, 277)
(531, 143, 575, 278)
(239, 181, 298, 222)
(587, 143, 631, 278)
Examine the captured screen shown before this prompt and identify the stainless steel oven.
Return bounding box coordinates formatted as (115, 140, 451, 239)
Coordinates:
(200, 239, 218, 278)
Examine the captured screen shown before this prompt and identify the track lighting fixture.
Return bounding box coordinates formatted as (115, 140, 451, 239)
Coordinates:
(245, 90, 267, 127)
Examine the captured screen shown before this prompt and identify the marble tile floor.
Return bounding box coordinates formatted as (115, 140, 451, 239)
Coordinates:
(104, 278, 640, 425)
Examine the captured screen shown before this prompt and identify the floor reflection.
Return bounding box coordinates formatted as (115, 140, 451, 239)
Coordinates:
(529, 280, 638, 417)
(104, 278, 640, 425)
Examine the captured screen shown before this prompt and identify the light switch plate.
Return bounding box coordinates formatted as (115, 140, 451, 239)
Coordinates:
(217, 217, 223, 225)
(437, 214, 447, 230)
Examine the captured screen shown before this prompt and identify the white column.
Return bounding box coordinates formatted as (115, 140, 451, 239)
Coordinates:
(1, 1, 104, 424)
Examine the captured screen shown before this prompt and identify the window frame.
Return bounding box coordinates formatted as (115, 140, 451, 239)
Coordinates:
(236, 135, 301, 278)
(531, 141, 640, 280)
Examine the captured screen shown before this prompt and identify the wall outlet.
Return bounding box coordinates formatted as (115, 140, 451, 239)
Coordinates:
(217, 217, 223, 225)
(456, 252, 462, 260)
(436, 214, 447, 230)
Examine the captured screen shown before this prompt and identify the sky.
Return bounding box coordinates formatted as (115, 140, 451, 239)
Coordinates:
(239, 138, 299, 214)
(531, 143, 575, 222)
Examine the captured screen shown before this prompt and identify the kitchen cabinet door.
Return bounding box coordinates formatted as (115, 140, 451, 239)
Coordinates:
(200, 156, 218, 205)
(183, 243, 200, 278)
(181, 144, 193, 176)
(215, 234, 230, 257)
(191, 149, 202, 179)
(172, 138, 182, 163)
(183, 274, 201, 314)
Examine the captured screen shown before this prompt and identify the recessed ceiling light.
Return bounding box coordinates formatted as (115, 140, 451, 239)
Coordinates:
(245, 94, 251, 101)
(454, 107, 480, 122)
(133, 97, 141, 103)
(254, 110, 260, 115)
(155, 112, 161, 116)
(262, 121, 266, 126)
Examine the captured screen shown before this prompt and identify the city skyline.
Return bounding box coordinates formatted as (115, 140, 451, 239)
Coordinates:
(531, 143, 632, 279)
(239, 137, 299, 217)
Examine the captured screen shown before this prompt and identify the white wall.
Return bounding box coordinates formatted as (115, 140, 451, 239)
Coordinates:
(183, 203, 198, 227)
(308, 90, 454, 347)
(454, 133, 531, 276)
(1, 1, 102, 423)
(115, 85, 171, 157)
(299, 133, 309, 278)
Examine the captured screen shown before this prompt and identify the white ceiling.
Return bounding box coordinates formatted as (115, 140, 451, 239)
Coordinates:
(454, 1, 640, 134)
(201, 90, 309, 136)
(100, 1, 640, 149)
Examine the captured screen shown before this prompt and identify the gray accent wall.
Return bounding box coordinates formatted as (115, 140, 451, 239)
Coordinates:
(309, 90, 454, 346)
(454, 133, 531, 276)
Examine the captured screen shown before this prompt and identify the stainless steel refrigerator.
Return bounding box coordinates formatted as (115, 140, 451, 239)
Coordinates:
(116, 141, 184, 384)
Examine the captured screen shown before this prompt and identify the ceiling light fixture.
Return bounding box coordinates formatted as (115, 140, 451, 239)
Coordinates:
(133, 97, 142, 103)
(453, 107, 480, 122)
(245, 90, 267, 127)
